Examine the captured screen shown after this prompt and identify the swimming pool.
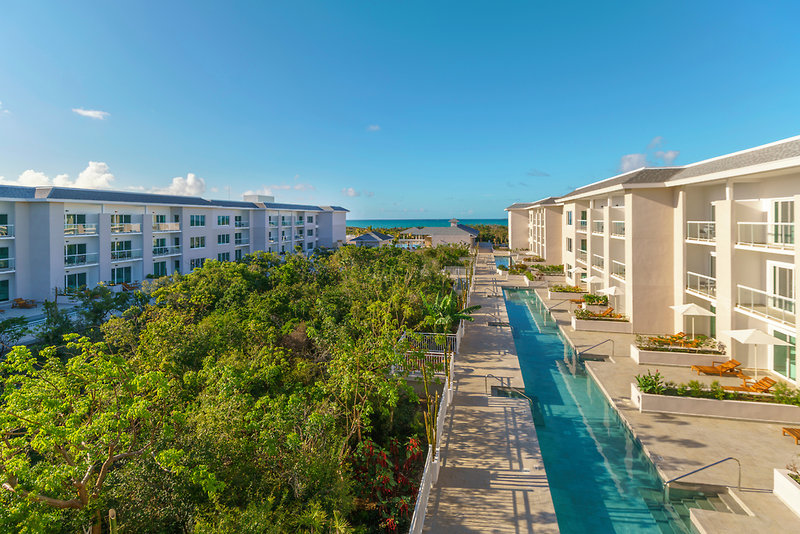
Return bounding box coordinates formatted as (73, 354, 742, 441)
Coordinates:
(494, 256, 511, 268)
(504, 288, 698, 534)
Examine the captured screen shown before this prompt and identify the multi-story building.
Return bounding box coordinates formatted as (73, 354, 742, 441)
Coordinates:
(0, 186, 347, 302)
(507, 135, 800, 385)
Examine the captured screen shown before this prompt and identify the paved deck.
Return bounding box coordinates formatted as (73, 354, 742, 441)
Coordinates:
(423, 255, 559, 533)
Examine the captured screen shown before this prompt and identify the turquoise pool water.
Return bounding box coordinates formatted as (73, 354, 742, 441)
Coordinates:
(495, 256, 511, 268)
(504, 288, 693, 534)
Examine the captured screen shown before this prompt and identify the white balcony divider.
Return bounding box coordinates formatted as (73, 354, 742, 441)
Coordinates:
(592, 221, 604, 234)
(64, 252, 100, 266)
(591, 253, 605, 270)
(737, 284, 795, 325)
(576, 250, 587, 264)
(686, 271, 716, 298)
(111, 223, 142, 234)
(610, 220, 625, 237)
(153, 222, 180, 232)
(686, 221, 716, 241)
(110, 249, 143, 261)
(737, 222, 795, 249)
(611, 260, 625, 280)
(153, 245, 182, 257)
(0, 258, 15, 271)
(64, 223, 97, 236)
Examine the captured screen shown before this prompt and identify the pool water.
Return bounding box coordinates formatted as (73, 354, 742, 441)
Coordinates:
(494, 256, 511, 268)
(504, 288, 699, 534)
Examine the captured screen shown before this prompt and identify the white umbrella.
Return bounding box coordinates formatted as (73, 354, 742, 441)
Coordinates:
(568, 266, 586, 285)
(670, 303, 715, 339)
(584, 275, 603, 294)
(722, 329, 792, 379)
(598, 286, 623, 309)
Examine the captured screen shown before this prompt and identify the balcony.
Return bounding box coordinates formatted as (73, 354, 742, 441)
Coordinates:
(0, 225, 13, 239)
(235, 221, 249, 228)
(736, 284, 795, 326)
(592, 221, 604, 235)
(269, 220, 278, 227)
(65, 252, 100, 267)
(611, 260, 625, 280)
(153, 222, 180, 232)
(295, 220, 304, 226)
(0, 258, 15, 272)
(591, 253, 604, 271)
(577, 220, 588, 232)
(153, 245, 181, 257)
(64, 223, 97, 236)
(111, 223, 142, 234)
(610, 221, 625, 237)
(294, 235, 304, 241)
(737, 222, 794, 251)
(686, 272, 716, 300)
(686, 221, 716, 243)
(235, 239, 249, 246)
(576, 250, 587, 264)
(110, 249, 143, 262)
(281, 221, 292, 227)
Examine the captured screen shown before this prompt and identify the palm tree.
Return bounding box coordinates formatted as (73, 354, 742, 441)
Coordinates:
(421, 292, 480, 334)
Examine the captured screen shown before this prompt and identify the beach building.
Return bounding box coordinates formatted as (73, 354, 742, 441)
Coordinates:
(346, 231, 394, 248)
(0, 186, 347, 303)
(507, 135, 800, 385)
(399, 218, 480, 248)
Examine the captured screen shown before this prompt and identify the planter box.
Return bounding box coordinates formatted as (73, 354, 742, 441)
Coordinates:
(630, 383, 800, 424)
(630, 345, 726, 367)
(548, 290, 586, 300)
(774, 469, 800, 518)
(581, 303, 608, 313)
(572, 315, 632, 333)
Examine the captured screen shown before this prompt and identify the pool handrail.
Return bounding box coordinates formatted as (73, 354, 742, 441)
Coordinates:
(483, 374, 533, 404)
(577, 338, 615, 360)
(546, 299, 572, 311)
(663, 456, 741, 502)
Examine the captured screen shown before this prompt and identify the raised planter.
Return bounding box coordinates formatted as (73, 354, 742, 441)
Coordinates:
(548, 290, 585, 300)
(630, 345, 726, 367)
(774, 469, 800, 518)
(581, 302, 608, 313)
(572, 316, 632, 333)
(630, 383, 800, 424)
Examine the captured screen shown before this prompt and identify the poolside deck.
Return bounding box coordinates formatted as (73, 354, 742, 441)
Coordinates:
(423, 254, 559, 533)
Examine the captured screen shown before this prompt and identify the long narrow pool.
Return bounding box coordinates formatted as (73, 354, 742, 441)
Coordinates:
(504, 288, 694, 534)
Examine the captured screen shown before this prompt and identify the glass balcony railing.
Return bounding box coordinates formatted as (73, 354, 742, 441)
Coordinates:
(153, 222, 180, 232)
(294, 235, 304, 241)
(110, 249, 143, 261)
(235, 239, 249, 246)
(592, 221, 604, 234)
(591, 253, 604, 271)
(295, 220, 304, 226)
(235, 221, 249, 228)
(153, 245, 181, 257)
(611, 260, 625, 280)
(64, 223, 97, 236)
(281, 221, 291, 226)
(0, 224, 13, 238)
(577, 220, 588, 231)
(686, 271, 716, 299)
(64, 252, 100, 266)
(737, 222, 794, 250)
(576, 250, 587, 264)
(737, 284, 795, 325)
(686, 221, 716, 242)
(111, 223, 142, 234)
(0, 258, 15, 271)
(269, 220, 278, 226)
(610, 221, 625, 237)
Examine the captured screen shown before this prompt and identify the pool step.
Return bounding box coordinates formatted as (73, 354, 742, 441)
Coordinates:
(639, 486, 748, 534)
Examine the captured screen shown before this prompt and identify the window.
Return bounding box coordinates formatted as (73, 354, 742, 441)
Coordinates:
(111, 266, 132, 284)
(567, 211, 573, 225)
(111, 214, 132, 225)
(65, 243, 87, 265)
(65, 214, 86, 225)
(773, 330, 796, 381)
(217, 234, 230, 245)
(234, 249, 242, 261)
(307, 242, 314, 251)
(154, 214, 166, 224)
(580, 210, 587, 221)
(190, 236, 206, 249)
(174, 260, 180, 274)
(218, 252, 230, 262)
(173, 236, 181, 246)
(217, 215, 230, 226)
(566, 238, 573, 252)
(190, 258, 206, 270)
(153, 261, 167, 277)
(307, 229, 313, 237)
(235, 232, 243, 244)
(235, 215, 244, 227)
(173, 214, 180, 223)
(769, 262, 794, 311)
(773, 200, 795, 245)
(65, 273, 87, 290)
(153, 237, 167, 255)
(0, 247, 9, 269)
(190, 215, 206, 227)
(0, 279, 8, 301)
(111, 240, 133, 260)
(307, 216, 313, 223)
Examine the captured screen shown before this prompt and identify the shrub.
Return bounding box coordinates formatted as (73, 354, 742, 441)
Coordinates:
(634, 332, 725, 354)
(574, 308, 627, 321)
(550, 284, 583, 293)
(583, 294, 608, 306)
(536, 264, 564, 274)
(636, 370, 665, 394)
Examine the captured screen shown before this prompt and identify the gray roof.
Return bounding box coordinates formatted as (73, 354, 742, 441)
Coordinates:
(560, 168, 682, 199)
(318, 205, 350, 212)
(35, 186, 215, 206)
(506, 202, 536, 210)
(0, 186, 37, 199)
(668, 137, 800, 181)
(403, 224, 479, 237)
(260, 202, 322, 211)
(351, 231, 393, 242)
(208, 199, 260, 208)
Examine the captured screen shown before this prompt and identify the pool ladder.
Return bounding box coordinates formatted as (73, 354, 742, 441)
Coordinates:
(663, 457, 741, 502)
(483, 374, 532, 402)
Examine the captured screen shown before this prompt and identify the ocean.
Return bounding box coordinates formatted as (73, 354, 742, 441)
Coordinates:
(347, 218, 507, 228)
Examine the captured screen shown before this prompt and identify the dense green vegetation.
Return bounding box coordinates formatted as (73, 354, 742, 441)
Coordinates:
(0, 246, 474, 533)
(345, 224, 508, 246)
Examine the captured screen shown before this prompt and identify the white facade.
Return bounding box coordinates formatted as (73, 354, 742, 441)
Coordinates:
(0, 186, 347, 302)
(507, 136, 800, 385)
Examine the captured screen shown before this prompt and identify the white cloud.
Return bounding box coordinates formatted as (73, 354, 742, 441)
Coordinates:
(365, 191, 375, 197)
(152, 173, 205, 196)
(0, 162, 114, 189)
(647, 136, 663, 149)
(0, 101, 9, 115)
(618, 154, 647, 173)
(342, 187, 360, 197)
(366, 124, 380, 132)
(15, 170, 50, 186)
(243, 186, 273, 196)
(293, 183, 314, 191)
(210, 186, 219, 193)
(655, 150, 680, 165)
(72, 108, 110, 120)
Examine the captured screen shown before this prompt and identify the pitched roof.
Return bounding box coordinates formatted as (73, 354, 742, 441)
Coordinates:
(318, 205, 350, 212)
(351, 231, 393, 242)
(260, 202, 322, 211)
(559, 168, 682, 199)
(35, 186, 215, 206)
(0, 186, 37, 199)
(506, 202, 536, 210)
(403, 225, 479, 237)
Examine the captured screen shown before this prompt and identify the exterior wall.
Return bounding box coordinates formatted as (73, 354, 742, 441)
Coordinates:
(543, 206, 563, 264)
(507, 209, 528, 250)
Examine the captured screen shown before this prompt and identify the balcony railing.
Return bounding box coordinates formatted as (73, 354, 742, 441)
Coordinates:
(591, 253, 604, 271)
(737, 222, 794, 250)
(111, 223, 142, 234)
(592, 221, 604, 234)
(110, 249, 143, 261)
(0, 224, 13, 238)
(64, 252, 100, 266)
(611, 260, 625, 280)
(686, 221, 716, 242)
(235, 239, 249, 246)
(64, 223, 97, 236)
(611, 221, 625, 237)
(0, 258, 15, 272)
(281, 221, 291, 226)
(576, 250, 587, 264)
(295, 220, 304, 226)
(235, 221, 249, 228)
(294, 235, 304, 241)
(577, 220, 588, 231)
(268, 221, 278, 227)
(153, 245, 181, 257)
(737, 284, 795, 325)
(153, 222, 180, 232)
(687, 271, 716, 299)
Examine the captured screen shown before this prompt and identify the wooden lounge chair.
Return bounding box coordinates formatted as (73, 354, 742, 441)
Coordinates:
(723, 376, 777, 394)
(11, 298, 36, 309)
(598, 307, 614, 317)
(690, 359, 746, 377)
(782, 427, 800, 445)
(121, 282, 140, 291)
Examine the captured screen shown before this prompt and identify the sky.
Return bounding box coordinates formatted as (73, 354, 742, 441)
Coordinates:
(1, 1, 800, 219)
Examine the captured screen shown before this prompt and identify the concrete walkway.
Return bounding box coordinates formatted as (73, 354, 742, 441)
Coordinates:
(423, 254, 559, 533)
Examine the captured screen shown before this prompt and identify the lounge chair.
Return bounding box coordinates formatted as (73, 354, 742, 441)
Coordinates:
(121, 282, 140, 291)
(11, 298, 36, 309)
(722, 376, 777, 394)
(599, 307, 614, 317)
(690, 359, 746, 378)
(782, 427, 800, 445)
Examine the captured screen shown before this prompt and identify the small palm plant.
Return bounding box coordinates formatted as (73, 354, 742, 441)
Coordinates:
(421, 292, 480, 334)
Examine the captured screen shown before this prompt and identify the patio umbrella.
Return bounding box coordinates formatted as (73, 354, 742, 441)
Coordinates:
(598, 286, 623, 309)
(585, 275, 603, 294)
(722, 329, 791, 379)
(568, 266, 586, 284)
(669, 303, 715, 339)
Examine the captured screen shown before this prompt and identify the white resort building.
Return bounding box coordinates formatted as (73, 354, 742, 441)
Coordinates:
(507, 135, 800, 385)
(0, 186, 347, 302)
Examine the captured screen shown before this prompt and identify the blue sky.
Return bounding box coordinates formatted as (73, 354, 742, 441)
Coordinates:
(1, 1, 799, 219)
